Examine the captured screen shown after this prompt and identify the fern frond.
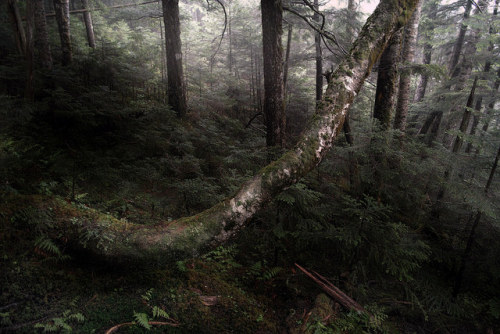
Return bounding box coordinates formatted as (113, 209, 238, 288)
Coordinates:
(133, 312, 151, 330)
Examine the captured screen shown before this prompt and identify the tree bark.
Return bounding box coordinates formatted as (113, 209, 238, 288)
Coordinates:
(162, 0, 187, 117)
(7, 0, 26, 56)
(451, 76, 478, 153)
(53, 0, 72, 66)
(465, 0, 499, 153)
(33, 0, 53, 69)
(448, 0, 473, 77)
(81, 0, 96, 48)
(373, 29, 402, 129)
(25, 0, 35, 101)
(314, 0, 323, 104)
(452, 144, 499, 297)
(394, 0, 422, 131)
(283, 24, 292, 100)
(3, 0, 419, 261)
(261, 0, 285, 147)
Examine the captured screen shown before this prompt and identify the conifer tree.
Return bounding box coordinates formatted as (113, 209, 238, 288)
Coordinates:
(162, 0, 187, 117)
(53, 0, 72, 66)
(261, 0, 285, 147)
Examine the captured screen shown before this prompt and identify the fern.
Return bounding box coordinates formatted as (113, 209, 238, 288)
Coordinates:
(133, 312, 151, 330)
(34, 310, 84, 333)
(152, 306, 169, 319)
(34, 237, 62, 256)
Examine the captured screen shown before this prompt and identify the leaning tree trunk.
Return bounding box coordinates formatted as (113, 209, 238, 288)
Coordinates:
(393, 0, 422, 131)
(53, 0, 72, 66)
(162, 0, 187, 117)
(373, 29, 402, 129)
(261, 0, 285, 147)
(81, 0, 96, 48)
(33, 0, 53, 69)
(2, 0, 420, 261)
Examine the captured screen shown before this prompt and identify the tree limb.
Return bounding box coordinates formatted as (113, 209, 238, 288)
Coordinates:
(283, 5, 347, 55)
(3, 0, 419, 261)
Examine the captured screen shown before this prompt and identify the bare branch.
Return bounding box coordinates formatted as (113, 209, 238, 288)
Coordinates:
(283, 6, 348, 55)
(209, 0, 228, 63)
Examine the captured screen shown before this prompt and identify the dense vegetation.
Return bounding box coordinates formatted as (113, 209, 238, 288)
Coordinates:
(0, 0, 499, 333)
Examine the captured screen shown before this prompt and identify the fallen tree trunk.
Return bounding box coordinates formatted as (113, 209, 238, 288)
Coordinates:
(2, 0, 419, 261)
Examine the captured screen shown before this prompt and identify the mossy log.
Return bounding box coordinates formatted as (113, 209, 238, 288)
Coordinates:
(1, 0, 419, 261)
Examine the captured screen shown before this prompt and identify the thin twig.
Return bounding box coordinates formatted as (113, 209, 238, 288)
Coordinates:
(283, 6, 347, 55)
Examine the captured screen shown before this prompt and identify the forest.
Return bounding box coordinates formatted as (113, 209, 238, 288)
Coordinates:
(0, 0, 499, 332)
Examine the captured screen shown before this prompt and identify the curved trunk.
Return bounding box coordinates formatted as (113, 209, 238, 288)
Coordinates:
(262, 0, 285, 147)
(3, 0, 419, 261)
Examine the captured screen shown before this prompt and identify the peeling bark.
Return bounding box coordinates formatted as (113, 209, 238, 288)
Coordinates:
(3, 0, 419, 261)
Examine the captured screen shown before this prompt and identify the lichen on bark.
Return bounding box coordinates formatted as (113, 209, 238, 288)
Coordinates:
(3, 0, 419, 261)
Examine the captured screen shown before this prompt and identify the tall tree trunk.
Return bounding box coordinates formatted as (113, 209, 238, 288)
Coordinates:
(448, 0, 473, 76)
(53, 0, 72, 66)
(453, 144, 499, 297)
(4, 0, 419, 261)
(261, 0, 285, 147)
(394, 0, 422, 131)
(314, 0, 323, 104)
(343, 0, 357, 146)
(414, 0, 438, 102)
(465, 0, 498, 153)
(228, 3, 233, 74)
(33, 0, 53, 69)
(413, 44, 432, 102)
(81, 0, 96, 48)
(373, 30, 402, 129)
(7, 0, 26, 56)
(162, 0, 187, 117)
(451, 76, 478, 153)
(442, 0, 487, 147)
(283, 25, 292, 100)
(25, 0, 35, 101)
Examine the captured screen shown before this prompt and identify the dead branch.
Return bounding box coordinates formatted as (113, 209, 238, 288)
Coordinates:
(104, 320, 179, 334)
(295, 263, 368, 315)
